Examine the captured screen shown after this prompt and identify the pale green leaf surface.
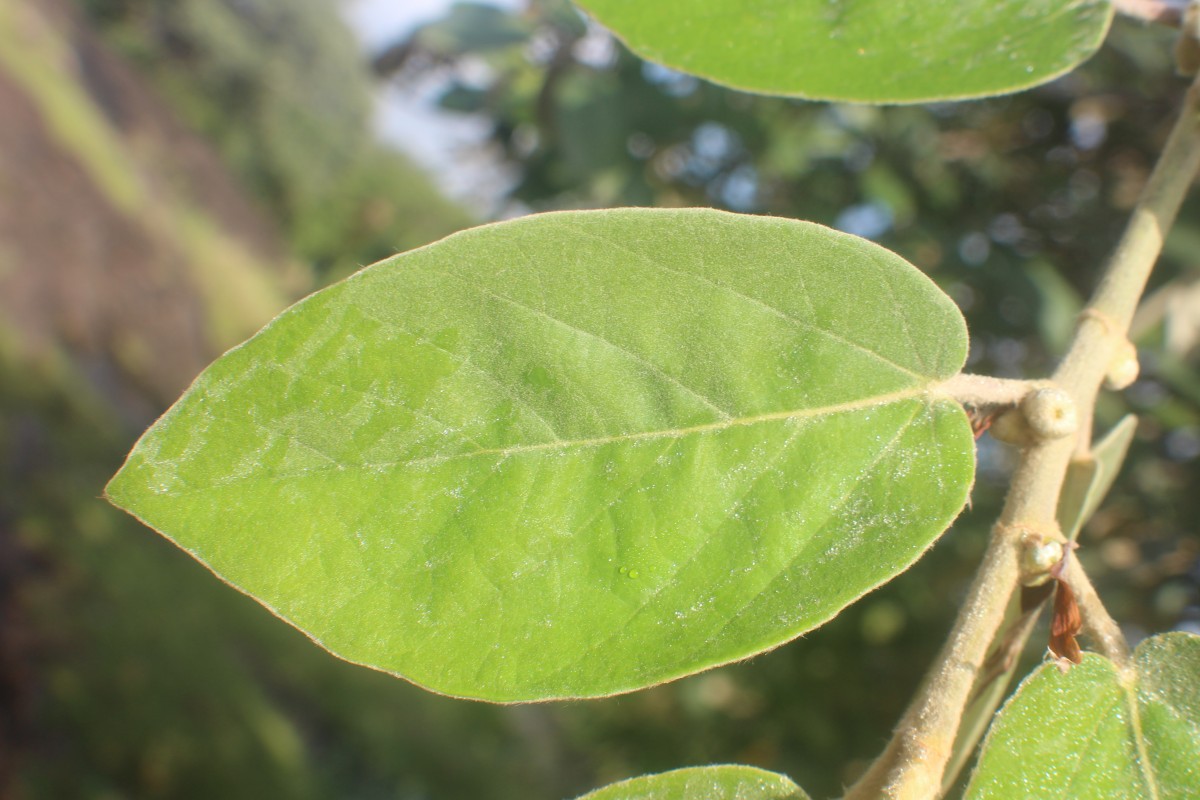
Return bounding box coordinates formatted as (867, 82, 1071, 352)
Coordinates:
(573, 0, 1112, 103)
(1057, 414, 1138, 541)
(576, 765, 809, 800)
(965, 633, 1200, 799)
(107, 208, 973, 701)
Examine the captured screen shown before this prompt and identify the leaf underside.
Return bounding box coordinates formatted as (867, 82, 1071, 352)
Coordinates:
(576, 765, 810, 800)
(965, 633, 1200, 798)
(573, 0, 1113, 103)
(107, 208, 973, 701)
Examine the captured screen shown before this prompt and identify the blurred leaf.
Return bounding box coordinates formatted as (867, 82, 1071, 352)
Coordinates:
(1057, 414, 1138, 541)
(1027, 260, 1084, 358)
(1151, 351, 1200, 411)
(965, 633, 1200, 799)
(438, 84, 491, 113)
(572, 0, 1113, 102)
(107, 208, 974, 702)
(576, 765, 809, 799)
(418, 2, 534, 52)
(862, 164, 916, 226)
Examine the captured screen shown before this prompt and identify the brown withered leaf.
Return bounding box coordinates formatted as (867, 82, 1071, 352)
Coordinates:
(1049, 579, 1083, 666)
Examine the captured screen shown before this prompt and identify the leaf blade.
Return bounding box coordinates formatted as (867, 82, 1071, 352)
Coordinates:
(573, 0, 1113, 103)
(576, 765, 810, 800)
(107, 208, 974, 701)
(965, 633, 1200, 798)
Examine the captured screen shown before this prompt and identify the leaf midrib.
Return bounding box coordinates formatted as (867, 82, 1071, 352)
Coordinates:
(1123, 674, 1162, 800)
(132, 386, 948, 498)
(265, 386, 941, 474)
(443, 386, 934, 461)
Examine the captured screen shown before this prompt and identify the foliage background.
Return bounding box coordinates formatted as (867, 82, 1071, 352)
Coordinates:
(1, 0, 1197, 798)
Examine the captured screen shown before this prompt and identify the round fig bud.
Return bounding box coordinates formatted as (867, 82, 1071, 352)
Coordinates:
(1104, 341, 1139, 391)
(1021, 387, 1077, 440)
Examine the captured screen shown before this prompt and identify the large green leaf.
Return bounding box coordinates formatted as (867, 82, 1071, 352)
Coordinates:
(106, 208, 974, 701)
(577, 765, 809, 799)
(572, 0, 1113, 103)
(965, 633, 1200, 798)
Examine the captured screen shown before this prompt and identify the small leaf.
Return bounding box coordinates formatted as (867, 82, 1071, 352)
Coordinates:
(107, 208, 974, 701)
(1057, 414, 1138, 541)
(965, 633, 1200, 798)
(576, 765, 810, 800)
(572, 0, 1113, 103)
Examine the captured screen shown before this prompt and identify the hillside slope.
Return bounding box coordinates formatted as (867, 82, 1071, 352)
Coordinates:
(0, 2, 553, 798)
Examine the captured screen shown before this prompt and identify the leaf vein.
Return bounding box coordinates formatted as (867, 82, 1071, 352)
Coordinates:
(353, 305, 565, 442)
(1125, 679, 1162, 800)
(540, 414, 817, 685)
(567, 221, 926, 382)
(434, 266, 736, 422)
(690, 402, 924, 660)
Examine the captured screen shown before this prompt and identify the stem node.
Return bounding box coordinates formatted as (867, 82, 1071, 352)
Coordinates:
(1104, 340, 1140, 390)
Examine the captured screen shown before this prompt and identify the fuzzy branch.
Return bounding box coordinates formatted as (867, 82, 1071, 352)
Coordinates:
(842, 73, 1200, 800)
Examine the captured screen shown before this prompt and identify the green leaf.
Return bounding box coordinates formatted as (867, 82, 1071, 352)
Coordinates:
(1027, 260, 1084, 357)
(572, 0, 1112, 103)
(965, 633, 1200, 799)
(576, 765, 810, 800)
(1057, 414, 1138, 541)
(418, 3, 533, 53)
(106, 208, 974, 702)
